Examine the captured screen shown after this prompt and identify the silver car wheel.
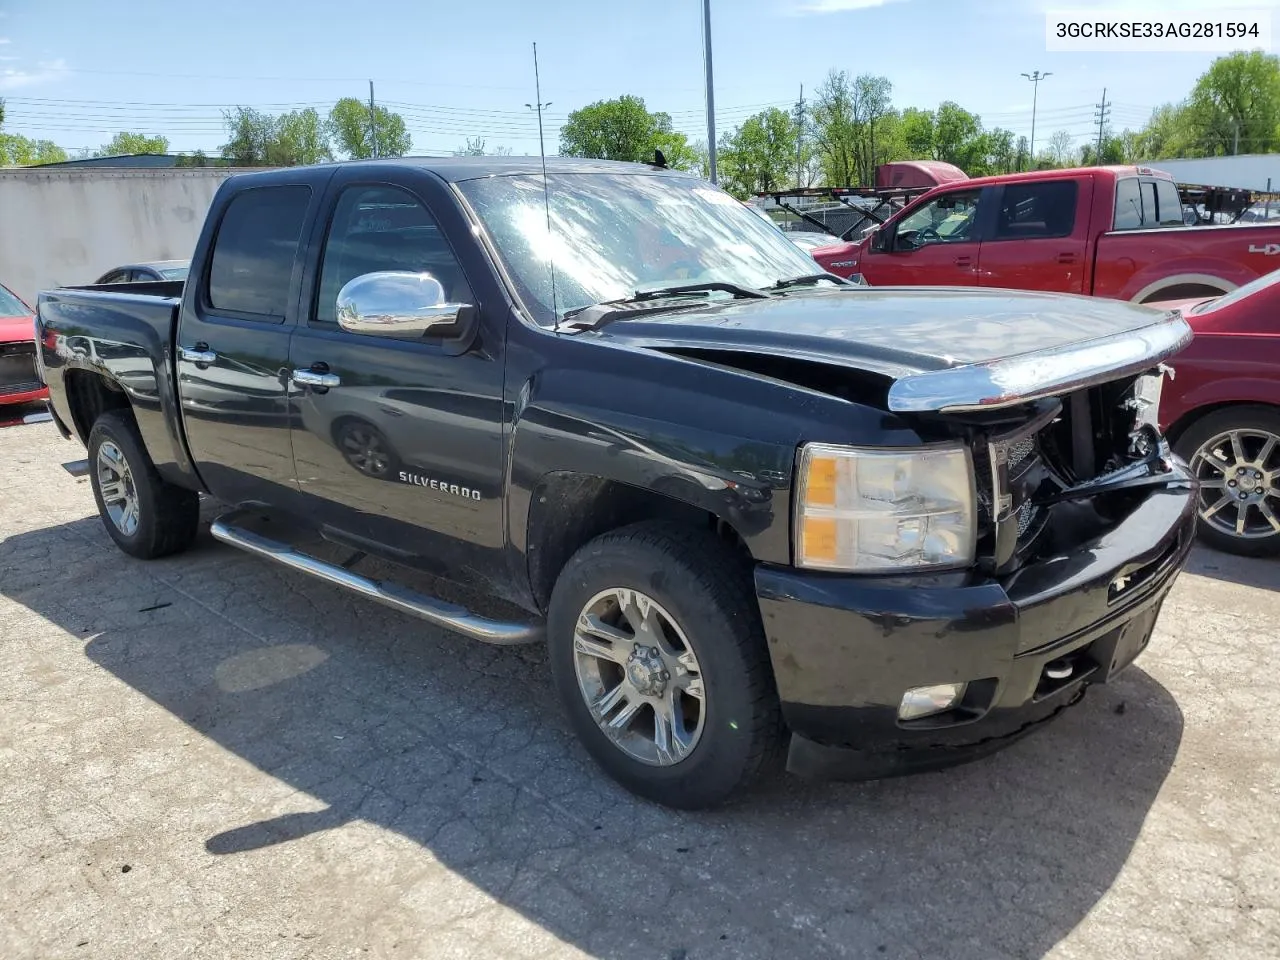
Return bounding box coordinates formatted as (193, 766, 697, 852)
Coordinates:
(1191, 428, 1280, 540)
(97, 440, 140, 536)
(572, 587, 706, 766)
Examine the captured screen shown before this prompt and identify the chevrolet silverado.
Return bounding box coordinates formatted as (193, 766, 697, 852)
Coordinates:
(36, 157, 1197, 809)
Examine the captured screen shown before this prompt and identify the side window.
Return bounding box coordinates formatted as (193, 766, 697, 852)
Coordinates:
(1140, 181, 1160, 228)
(1153, 179, 1185, 227)
(313, 184, 472, 329)
(101, 270, 128, 284)
(895, 190, 981, 249)
(207, 185, 311, 318)
(993, 181, 1077, 240)
(130, 269, 156, 282)
(1114, 178, 1143, 230)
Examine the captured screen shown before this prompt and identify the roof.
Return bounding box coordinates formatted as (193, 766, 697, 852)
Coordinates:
(319, 155, 694, 182)
(956, 165, 1170, 189)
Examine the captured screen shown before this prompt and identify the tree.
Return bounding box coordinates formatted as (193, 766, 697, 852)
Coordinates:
(96, 132, 169, 157)
(717, 107, 798, 198)
(1186, 51, 1280, 155)
(175, 150, 211, 168)
(0, 133, 67, 166)
(328, 97, 411, 159)
(220, 107, 277, 165)
(985, 128, 1018, 174)
(811, 70, 859, 185)
(1046, 129, 1074, 166)
(559, 95, 699, 170)
(220, 106, 334, 166)
(931, 101, 985, 169)
(1080, 135, 1128, 166)
(270, 108, 332, 166)
(899, 106, 936, 158)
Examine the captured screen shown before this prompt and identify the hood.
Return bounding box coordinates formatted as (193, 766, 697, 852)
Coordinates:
(0, 313, 34, 344)
(595, 286, 1192, 414)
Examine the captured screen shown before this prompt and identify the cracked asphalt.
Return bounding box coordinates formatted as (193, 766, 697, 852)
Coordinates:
(2, 420, 1279, 960)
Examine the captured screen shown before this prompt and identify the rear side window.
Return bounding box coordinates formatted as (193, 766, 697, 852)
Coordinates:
(208, 185, 311, 317)
(993, 181, 1078, 240)
(1114, 178, 1143, 230)
(1153, 179, 1185, 226)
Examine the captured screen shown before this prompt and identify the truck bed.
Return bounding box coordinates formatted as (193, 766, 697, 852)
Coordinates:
(36, 285, 189, 484)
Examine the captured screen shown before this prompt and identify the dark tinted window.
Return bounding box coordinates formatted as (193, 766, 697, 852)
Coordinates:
(994, 181, 1077, 239)
(100, 270, 129, 284)
(208, 185, 311, 317)
(314, 185, 471, 328)
(130, 269, 157, 282)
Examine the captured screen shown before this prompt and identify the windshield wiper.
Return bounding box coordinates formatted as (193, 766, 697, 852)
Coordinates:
(770, 273, 854, 290)
(564, 281, 772, 331)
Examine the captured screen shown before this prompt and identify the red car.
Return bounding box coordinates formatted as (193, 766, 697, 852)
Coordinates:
(1154, 270, 1280, 556)
(814, 165, 1280, 304)
(0, 281, 48, 408)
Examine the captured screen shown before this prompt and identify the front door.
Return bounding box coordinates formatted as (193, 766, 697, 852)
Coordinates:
(978, 178, 1091, 294)
(176, 182, 316, 508)
(286, 179, 508, 588)
(863, 188, 984, 287)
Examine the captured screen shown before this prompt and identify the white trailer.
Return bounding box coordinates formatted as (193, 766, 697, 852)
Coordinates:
(0, 166, 249, 306)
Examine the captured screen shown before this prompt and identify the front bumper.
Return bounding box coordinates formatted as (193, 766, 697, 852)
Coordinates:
(755, 471, 1197, 781)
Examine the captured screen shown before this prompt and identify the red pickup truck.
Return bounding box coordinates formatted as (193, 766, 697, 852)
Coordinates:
(814, 165, 1280, 303)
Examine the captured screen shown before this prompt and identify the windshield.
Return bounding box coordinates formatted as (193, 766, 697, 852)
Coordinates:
(1192, 267, 1280, 314)
(456, 173, 825, 324)
(158, 265, 190, 281)
(0, 284, 29, 317)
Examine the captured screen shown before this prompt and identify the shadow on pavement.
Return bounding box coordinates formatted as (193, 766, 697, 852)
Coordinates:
(2, 515, 1186, 960)
(1183, 543, 1279, 592)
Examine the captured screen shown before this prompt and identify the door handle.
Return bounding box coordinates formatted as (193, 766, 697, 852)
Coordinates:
(1056, 252, 1078, 264)
(292, 368, 341, 389)
(954, 256, 973, 267)
(179, 344, 217, 364)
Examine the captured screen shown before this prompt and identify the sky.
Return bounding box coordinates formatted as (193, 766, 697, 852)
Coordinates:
(0, 0, 1276, 160)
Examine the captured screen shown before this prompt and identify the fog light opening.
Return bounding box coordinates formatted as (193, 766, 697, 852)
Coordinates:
(898, 682, 968, 721)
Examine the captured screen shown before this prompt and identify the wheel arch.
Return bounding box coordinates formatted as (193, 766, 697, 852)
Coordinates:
(64, 368, 133, 445)
(524, 472, 754, 615)
(1131, 273, 1235, 304)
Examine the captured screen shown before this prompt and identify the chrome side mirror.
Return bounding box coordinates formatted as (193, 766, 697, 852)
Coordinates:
(336, 271, 471, 338)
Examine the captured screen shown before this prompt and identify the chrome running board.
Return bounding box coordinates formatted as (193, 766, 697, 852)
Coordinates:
(210, 514, 543, 645)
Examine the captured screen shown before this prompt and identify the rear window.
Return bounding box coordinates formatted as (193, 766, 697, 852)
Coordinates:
(993, 181, 1077, 239)
(208, 185, 311, 317)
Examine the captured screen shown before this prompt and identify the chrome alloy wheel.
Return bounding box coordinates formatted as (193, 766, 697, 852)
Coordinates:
(96, 440, 140, 536)
(1190, 428, 1280, 540)
(572, 587, 706, 766)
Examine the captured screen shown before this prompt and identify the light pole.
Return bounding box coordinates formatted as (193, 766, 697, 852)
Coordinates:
(702, 0, 718, 183)
(1021, 70, 1051, 170)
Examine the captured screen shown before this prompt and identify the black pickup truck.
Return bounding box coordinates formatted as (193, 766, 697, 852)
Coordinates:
(35, 157, 1198, 809)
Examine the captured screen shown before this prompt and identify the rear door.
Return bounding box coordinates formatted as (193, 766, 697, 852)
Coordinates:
(286, 172, 508, 587)
(176, 178, 324, 508)
(863, 187, 986, 286)
(978, 177, 1090, 293)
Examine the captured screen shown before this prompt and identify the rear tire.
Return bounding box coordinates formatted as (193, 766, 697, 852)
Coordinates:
(1173, 405, 1280, 557)
(547, 521, 783, 810)
(87, 410, 200, 559)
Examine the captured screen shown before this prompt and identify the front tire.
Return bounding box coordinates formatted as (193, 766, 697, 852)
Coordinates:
(87, 410, 200, 559)
(547, 521, 782, 809)
(1174, 405, 1280, 557)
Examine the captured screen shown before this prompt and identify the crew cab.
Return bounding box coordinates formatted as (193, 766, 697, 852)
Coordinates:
(36, 158, 1197, 809)
(814, 165, 1280, 303)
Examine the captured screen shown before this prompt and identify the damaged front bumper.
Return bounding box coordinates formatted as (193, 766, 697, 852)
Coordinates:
(755, 460, 1197, 781)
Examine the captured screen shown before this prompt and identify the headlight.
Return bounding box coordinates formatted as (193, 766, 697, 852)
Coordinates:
(794, 442, 977, 572)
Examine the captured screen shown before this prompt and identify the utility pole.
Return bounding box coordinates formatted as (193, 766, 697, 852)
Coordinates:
(702, 0, 718, 183)
(1021, 70, 1051, 170)
(368, 80, 378, 159)
(1094, 87, 1111, 161)
(795, 83, 804, 187)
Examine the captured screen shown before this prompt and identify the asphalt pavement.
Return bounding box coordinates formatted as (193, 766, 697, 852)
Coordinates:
(2, 420, 1278, 960)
